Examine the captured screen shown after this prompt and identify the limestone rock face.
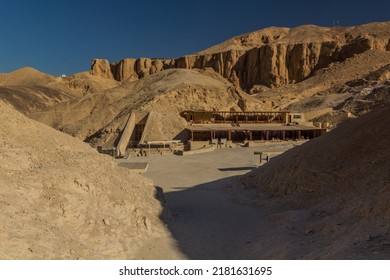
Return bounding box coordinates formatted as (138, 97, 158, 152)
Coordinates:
(91, 59, 114, 79)
(90, 23, 390, 91)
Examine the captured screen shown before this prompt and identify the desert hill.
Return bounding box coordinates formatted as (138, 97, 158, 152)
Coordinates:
(0, 101, 167, 259)
(239, 104, 390, 259)
(0, 67, 119, 113)
(32, 68, 264, 145)
(0, 67, 56, 86)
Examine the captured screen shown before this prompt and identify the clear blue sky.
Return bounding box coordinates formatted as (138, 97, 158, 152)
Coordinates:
(1, 0, 389, 75)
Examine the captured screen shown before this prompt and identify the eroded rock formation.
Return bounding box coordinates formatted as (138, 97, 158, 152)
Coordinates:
(91, 23, 390, 91)
(91, 58, 113, 79)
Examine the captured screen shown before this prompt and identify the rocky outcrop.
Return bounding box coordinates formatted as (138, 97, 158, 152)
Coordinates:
(91, 23, 390, 91)
(91, 59, 113, 79)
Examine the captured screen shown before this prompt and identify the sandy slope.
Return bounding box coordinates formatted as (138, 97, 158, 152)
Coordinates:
(32, 68, 264, 145)
(240, 104, 390, 259)
(0, 101, 168, 259)
(0, 67, 119, 113)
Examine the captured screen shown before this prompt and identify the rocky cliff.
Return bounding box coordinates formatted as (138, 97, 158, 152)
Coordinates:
(91, 22, 390, 91)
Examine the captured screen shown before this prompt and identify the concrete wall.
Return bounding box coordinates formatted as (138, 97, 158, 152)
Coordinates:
(289, 112, 306, 123)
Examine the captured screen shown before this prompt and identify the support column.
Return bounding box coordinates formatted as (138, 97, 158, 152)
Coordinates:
(266, 131, 269, 141)
(249, 131, 252, 141)
(228, 130, 232, 141)
(282, 131, 286, 140)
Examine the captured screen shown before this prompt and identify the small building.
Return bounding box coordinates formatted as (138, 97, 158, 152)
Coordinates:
(182, 110, 327, 150)
(181, 110, 288, 124)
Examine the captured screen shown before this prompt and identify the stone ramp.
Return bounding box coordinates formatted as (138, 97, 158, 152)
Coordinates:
(117, 112, 136, 157)
(139, 111, 157, 144)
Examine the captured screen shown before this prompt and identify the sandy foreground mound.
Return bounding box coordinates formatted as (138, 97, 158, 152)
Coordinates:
(240, 104, 390, 259)
(0, 101, 166, 259)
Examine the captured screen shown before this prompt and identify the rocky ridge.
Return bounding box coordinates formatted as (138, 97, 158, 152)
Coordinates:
(0, 67, 119, 113)
(252, 49, 390, 123)
(91, 22, 390, 90)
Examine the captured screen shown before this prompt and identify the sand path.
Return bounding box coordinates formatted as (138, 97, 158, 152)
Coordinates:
(118, 143, 298, 259)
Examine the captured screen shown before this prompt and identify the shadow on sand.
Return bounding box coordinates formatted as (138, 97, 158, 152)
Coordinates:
(158, 175, 269, 259)
(218, 166, 257, 172)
